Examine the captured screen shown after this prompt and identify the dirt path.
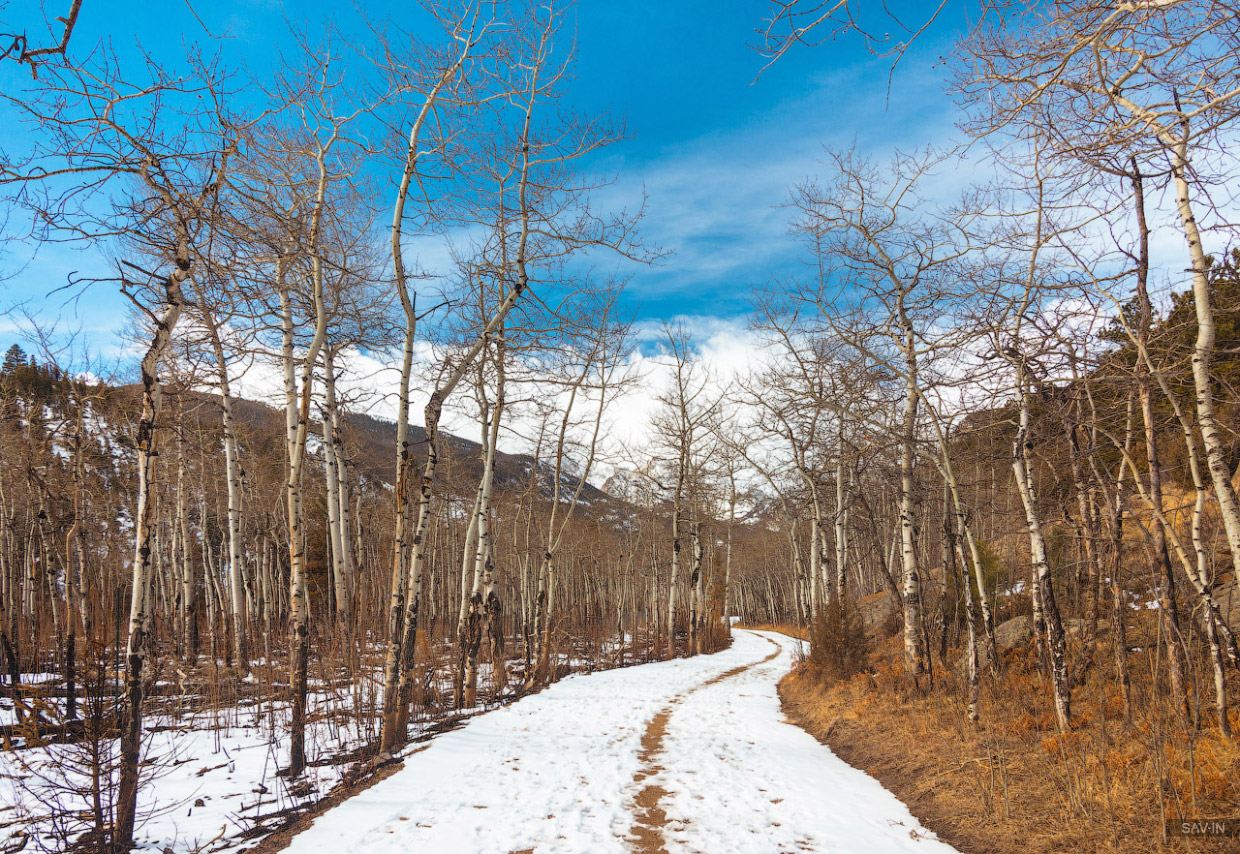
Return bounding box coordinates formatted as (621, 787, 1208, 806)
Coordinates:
(626, 638, 782, 854)
(271, 631, 957, 854)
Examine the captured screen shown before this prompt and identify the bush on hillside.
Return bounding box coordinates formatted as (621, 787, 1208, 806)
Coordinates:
(805, 597, 870, 685)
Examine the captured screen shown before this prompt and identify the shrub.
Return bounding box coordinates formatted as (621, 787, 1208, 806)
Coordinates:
(806, 597, 871, 685)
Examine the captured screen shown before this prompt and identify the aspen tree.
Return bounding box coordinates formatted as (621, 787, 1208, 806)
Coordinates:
(0, 47, 242, 845)
(378, 1, 488, 753)
(1128, 165, 1190, 714)
(457, 321, 506, 707)
(987, 170, 1074, 731)
(1058, 185, 1240, 735)
(530, 292, 631, 684)
(958, 0, 1240, 602)
(650, 324, 720, 657)
(383, 0, 646, 748)
(246, 49, 366, 775)
(1095, 284, 1239, 736)
(196, 303, 250, 670)
(788, 148, 982, 684)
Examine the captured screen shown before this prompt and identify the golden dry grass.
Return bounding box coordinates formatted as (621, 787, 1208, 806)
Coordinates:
(780, 630, 1240, 854)
(735, 622, 809, 640)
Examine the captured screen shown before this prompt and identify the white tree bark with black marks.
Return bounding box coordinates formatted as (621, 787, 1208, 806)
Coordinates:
(896, 293, 926, 684)
(666, 440, 685, 658)
(321, 345, 349, 623)
(117, 261, 188, 848)
(377, 9, 485, 752)
(833, 413, 849, 602)
(203, 312, 247, 670)
(1011, 360, 1072, 732)
(282, 122, 336, 775)
(458, 335, 505, 708)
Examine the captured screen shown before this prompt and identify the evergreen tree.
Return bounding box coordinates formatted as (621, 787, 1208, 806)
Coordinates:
(1, 344, 26, 375)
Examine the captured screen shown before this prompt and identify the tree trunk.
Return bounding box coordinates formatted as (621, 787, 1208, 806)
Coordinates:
(1012, 370, 1071, 732)
(688, 519, 703, 655)
(377, 44, 474, 754)
(321, 347, 349, 625)
(666, 449, 684, 658)
(1129, 164, 1190, 721)
(898, 305, 926, 683)
(206, 316, 247, 672)
(116, 265, 187, 850)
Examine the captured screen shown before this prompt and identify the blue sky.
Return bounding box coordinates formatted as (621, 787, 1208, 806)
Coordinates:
(0, 0, 974, 360)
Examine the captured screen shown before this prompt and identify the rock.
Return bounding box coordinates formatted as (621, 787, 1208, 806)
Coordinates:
(993, 615, 1087, 649)
(994, 615, 1033, 650)
(1216, 581, 1239, 633)
(954, 615, 1028, 677)
(856, 590, 898, 635)
(955, 615, 1090, 677)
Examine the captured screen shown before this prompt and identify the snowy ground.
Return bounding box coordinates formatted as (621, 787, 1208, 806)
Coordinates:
(0, 638, 649, 853)
(277, 630, 959, 854)
(2, 686, 379, 854)
(2, 632, 957, 853)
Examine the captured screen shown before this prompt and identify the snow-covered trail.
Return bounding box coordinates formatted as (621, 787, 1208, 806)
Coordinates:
(280, 630, 958, 854)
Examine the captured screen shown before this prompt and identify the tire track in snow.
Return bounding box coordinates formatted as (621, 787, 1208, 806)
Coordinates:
(653, 630, 960, 854)
(626, 636, 781, 854)
(269, 631, 955, 854)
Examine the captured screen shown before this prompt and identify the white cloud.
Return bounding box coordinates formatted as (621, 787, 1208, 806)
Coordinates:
(213, 312, 774, 490)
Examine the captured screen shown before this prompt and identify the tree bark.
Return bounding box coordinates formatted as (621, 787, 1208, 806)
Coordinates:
(206, 315, 247, 672)
(1012, 367, 1071, 732)
(116, 262, 187, 849)
(898, 298, 926, 683)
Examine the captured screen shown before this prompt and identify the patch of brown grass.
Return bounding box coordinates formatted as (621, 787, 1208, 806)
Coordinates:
(780, 632, 1240, 854)
(735, 622, 808, 640)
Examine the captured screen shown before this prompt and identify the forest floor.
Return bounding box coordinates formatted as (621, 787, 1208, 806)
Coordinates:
(259, 629, 956, 854)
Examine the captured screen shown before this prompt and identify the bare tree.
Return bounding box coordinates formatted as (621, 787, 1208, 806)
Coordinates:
(650, 323, 721, 658)
(0, 0, 83, 76)
(527, 288, 633, 685)
(758, 0, 1016, 77)
(957, 0, 1240, 609)
(789, 147, 981, 686)
(377, 0, 490, 754)
(381, 0, 649, 751)
(0, 43, 243, 844)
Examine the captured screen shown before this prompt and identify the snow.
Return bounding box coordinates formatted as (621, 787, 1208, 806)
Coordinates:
(2, 687, 382, 853)
(4, 633, 957, 853)
(655, 633, 955, 853)
(278, 630, 958, 854)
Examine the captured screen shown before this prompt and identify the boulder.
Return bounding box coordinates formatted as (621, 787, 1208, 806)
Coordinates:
(856, 589, 898, 635)
(956, 615, 1089, 676)
(995, 615, 1033, 650)
(1216, 581, 1239, 634)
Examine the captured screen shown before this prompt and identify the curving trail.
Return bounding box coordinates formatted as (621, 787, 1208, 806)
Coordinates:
(277, 630, 958, 854)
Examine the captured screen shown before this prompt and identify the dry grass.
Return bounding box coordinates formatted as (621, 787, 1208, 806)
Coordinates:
(735, 622, 809, 641)
(780, 629, 1240, 854)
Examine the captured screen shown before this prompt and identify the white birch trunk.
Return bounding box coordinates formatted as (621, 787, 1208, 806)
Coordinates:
(1012, 369, 1071, 732)
(898, 302, 926, 682)
(321, 347, 348, 623)
(116, 264, 187, 849)
(206, 316, 246, 670)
